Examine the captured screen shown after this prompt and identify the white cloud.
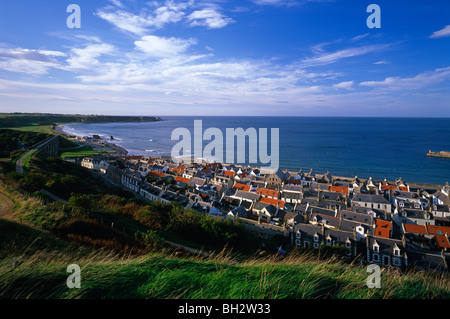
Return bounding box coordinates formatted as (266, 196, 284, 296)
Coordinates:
(66, 43, 116, 70)
(95, 1, 186, 35)
(0, 47, 65, 75)
(373, 60, 389, 65)
(188, 9, 234, 29)
(134, 35, 196, 57)
(301, 44, 392, 66)
(333, 81, 354, 90)
(352, 33, 369, 41)
(360, 67, 450, 90)
(429, 25, 450, 39)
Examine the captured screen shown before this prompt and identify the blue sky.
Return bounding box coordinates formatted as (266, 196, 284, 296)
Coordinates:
(0, 0, 449, 116)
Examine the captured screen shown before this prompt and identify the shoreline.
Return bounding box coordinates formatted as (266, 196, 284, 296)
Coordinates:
(54, 124, 129, 156)
(52, 122, 448, 187)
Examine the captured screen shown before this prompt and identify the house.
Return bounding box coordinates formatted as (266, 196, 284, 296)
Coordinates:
(257, 188, 279, 199)
(309, 212, 340, 229)
(188, 177, 206, 188)
(106, 165, 123, 184)
(211, 174, 233, 190)
(264, 168, 286, 189)
(121, 170, 142, 193)
(406, 250, 449, 272)
(432, 186, 450, 206)
(352, 193, 392, 212)
(139, 183, 162, 202)
(233, 182, 252, 192)
(430, 204, 450, 218)
(293, 223, 324, 249)
(329, 185, 349, 195)
(259, 204, 280, 223)
(337, 210, 374, 226)
(293, 223, 358, 255)
(175, 175, 190, 188)
(392, 208, 434, 227)
(391, 190, 426, 209)
(81, 156, 110, 172)
(259, 196, 285, 209)
(374, 219, 392, 238)
(366, 236, 407, 268)
(227, 206, 248, 219)
(432, 235, 450, 252)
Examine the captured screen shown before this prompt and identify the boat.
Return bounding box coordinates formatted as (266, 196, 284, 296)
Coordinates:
(427, 150, 450, 158)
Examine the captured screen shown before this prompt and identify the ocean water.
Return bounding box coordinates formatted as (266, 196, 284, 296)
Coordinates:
(63, 116, 450, 185)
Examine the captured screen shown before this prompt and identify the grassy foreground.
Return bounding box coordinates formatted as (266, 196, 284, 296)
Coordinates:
(1, 249, 450, 299)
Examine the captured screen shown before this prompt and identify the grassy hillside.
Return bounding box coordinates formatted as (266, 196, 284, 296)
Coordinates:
(0, 113, 162, 134)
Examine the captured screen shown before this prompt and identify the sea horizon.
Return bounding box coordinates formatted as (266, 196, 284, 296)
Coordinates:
(61, 116, 450, 186)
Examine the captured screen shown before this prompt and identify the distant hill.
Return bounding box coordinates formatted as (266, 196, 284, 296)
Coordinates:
(0, 113, 162, 128)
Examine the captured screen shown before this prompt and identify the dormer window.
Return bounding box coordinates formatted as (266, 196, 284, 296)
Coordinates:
(326, 236, 332, 245)
(393, 244, 400, 256)
(314, 233, 319, 242)
(373, 242, 379, 252)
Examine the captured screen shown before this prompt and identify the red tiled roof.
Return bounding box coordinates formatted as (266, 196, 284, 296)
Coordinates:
(223, 170, 235, 177)
(285, 179, 302, 185)
(170, 166, 186, 175)
(434, 235, 450, 249)
(260, 196, 285, 208)
(381, 185, 409, 192)
(233, 183, 251, 192)
(403, 223, 427, 235)
(149, 170, 165, 178)
(175, 176, 190, 184)
(257, 188, 279, 197)
(426, 225, 450, 236)
(374, 219, 392, 238)
(329, 186, 349, 194)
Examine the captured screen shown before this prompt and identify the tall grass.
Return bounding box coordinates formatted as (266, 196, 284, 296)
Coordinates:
(1, 246, 449, 299)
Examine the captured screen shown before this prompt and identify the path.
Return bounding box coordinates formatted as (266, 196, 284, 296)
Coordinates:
(16, 135, 59, 174)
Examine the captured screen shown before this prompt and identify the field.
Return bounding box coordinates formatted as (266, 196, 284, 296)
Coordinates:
(59, 145, 107, 158)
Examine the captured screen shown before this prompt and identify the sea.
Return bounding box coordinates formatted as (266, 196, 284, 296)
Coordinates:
(63, 116, 450, 185)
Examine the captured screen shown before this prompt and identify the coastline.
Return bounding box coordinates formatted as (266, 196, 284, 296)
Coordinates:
(54, 124, 129, 156)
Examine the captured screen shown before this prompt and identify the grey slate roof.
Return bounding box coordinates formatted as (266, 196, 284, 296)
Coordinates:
(352, 193, 390, 204)
(338, 210, 374, 225)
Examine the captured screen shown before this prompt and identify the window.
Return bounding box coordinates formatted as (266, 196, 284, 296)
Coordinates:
(314, 234, 319, 242)
(394, 248, 400, 256)
(372, 253, 379, 262)
(393, 257, 401, 267)
(373, 244, 379, 252)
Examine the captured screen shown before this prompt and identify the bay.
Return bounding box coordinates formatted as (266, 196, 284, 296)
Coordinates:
(63, 116, 450, 185)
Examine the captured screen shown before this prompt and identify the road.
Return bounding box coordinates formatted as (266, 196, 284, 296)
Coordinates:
(15, 135, 58, 174)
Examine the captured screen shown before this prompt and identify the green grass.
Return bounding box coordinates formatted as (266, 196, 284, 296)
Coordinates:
(59, 145, 106, 158)
(1, 250, 449, 299)
(5, 125, 56, 135)
(21, 150, 38, 171)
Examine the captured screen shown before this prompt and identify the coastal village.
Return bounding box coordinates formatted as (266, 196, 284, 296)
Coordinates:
(64, 142, 450, 273)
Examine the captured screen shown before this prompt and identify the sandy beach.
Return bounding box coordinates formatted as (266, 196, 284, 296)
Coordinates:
(54, 124, 129, 156)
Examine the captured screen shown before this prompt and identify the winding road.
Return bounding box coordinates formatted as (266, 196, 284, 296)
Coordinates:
(15, 135, 59, 174)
